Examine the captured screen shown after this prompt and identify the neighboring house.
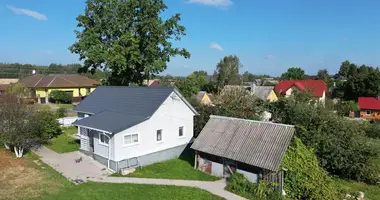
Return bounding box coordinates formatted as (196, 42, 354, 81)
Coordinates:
(274, 80, 327, 103)
(0, 78, 19, 94)
(19, 74, 99, 103)
(194, 91, 212, 105)
(191, 115, 295, 184)
(72, 86, 198, 172)
(251, 84, 278, 102)
(358, 97, 380, 120)
(143, 79, 161, 87)
(221, 84, 278, 102)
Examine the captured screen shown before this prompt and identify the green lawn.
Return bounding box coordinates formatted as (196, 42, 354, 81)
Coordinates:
(38, 182, 224, 200)
(0, 149, 223, 200)
(333, 178, 380, 199)
(112, 153, 220, 181)
(45, 126, 80, 153)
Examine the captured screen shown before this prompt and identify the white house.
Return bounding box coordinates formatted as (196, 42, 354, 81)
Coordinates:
(72, 86, 198, 172)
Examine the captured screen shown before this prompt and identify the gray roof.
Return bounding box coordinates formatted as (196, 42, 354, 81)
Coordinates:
(191, 115, 295, 171)
(73, 86, 197, 133)
(253, 86, 274, 100)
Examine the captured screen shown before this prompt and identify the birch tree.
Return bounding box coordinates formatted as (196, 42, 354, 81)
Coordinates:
(0, 94, 40, 157)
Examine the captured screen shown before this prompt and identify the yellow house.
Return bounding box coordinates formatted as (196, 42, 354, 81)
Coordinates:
(19, 74, 99, 104)
(195, 91, 212, 105)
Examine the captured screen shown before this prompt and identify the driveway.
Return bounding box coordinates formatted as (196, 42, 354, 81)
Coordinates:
(33, 146, 109, 181)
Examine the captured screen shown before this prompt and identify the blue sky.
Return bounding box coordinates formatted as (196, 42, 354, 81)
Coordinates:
(0, 0, 379, 76)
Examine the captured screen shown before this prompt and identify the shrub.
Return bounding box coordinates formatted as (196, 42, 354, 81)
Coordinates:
(31, 110, 62, 140)
(56, 107, 68, 118)
(282, 137, 341, 200)
(226, 173, 282, 200)
(49, 90, 72, 104)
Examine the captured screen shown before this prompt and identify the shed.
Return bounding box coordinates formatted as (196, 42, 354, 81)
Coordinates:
(191, 115, 295, 183)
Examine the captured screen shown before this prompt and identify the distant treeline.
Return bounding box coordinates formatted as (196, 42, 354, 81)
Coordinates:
(0, 63, 108, 80)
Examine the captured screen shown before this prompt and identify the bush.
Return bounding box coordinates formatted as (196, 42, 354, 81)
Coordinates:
(226, 173, 282, 200)
(31, 110, 62, 140)
(56, 107, 68, 118)
(49, 90, 72, 104)
(282, 137, 341, 200)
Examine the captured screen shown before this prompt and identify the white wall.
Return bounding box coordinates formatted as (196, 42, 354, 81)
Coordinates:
(113, 91, 195, 161)
(237, 169, 259, 183)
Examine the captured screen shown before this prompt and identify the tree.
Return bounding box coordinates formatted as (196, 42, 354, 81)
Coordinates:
(188, 71, 209, 91)
(316, 69, 333, 90)
(69, 0, 190, 85)
(280, 67, 306, 80)
(213, 55, 242, 90)
(344, 71, 380, 100)
(339, 60, 350, 78)
(0, 94, 57, 157)
(56, 107, 68, 118)
(6, 83, 30, 100)
(174, 77, 199, 98)
(49, 90, 73, 104)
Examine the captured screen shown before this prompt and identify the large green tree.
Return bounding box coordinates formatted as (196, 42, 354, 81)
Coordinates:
(316, 69, 333, 90)
(213, 55, 242, 90)
(69, 0, 190, 85)
(280, 67, 306, 80)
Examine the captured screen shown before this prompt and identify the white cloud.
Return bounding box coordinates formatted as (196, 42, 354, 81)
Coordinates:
(187, 0, 233, 8)
(7, 5, 47, 21)
(264, 55, 276, 60)
(210, 42, 224, 51)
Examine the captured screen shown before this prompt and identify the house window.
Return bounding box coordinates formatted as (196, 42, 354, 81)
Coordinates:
(179, 126, 184, 137)
(156, 129, 163, 142)
(366, 110, 372, 115)
(99, 133, 109, 146)
(123, 133, 139, 146)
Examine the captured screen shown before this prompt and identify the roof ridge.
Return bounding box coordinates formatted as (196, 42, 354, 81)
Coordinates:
(209, 115, 295, 128)
(33, 76, 43, 87)
(46, 76, 57, 87)
(57, 75, 79, 86)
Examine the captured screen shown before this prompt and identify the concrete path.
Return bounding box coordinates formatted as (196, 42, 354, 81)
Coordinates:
(33, 146, 246, 200)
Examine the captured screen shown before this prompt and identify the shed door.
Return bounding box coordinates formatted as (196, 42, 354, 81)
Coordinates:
(223, 159, 237, 177)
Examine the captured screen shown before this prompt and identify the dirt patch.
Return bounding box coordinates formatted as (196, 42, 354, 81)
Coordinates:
(0, 150, 64, 200)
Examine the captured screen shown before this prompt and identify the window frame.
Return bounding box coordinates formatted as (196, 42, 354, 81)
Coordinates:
(366, 110, 372, 115)
(178, 126, 185, 138)
(123, 132, 140, 147)
(156, 129, 163, 143)
(98, 132, 109, 146)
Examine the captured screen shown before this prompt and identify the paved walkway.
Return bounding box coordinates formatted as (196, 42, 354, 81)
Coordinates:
(33, 146, 246, 200)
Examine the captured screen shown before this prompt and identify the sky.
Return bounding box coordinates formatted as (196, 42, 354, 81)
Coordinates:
(0, 0, 379, 76)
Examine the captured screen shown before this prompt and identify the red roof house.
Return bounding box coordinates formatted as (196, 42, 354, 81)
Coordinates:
(358, 97, 380, 119)
(358, 97, 380, 110)
(274, 80, 327, 97)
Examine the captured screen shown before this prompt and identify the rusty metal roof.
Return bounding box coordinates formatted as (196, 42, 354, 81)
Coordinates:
(191, 115, 295, 171)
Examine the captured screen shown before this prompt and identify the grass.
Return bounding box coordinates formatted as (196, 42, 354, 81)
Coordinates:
(45, 126, 80, 153)
(38, 182, 224, 200)
(333, 178, 380, 199)
(112, 152, 220, 181)
(0, 149, 72, 200)
(0, 149, 223, 200)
